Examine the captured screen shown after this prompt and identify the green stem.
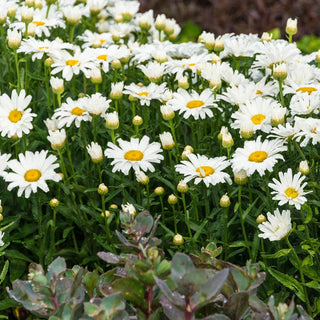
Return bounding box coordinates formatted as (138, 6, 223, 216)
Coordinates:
(171, 204, 177, 234)
(182, 193, 192, 240)
(285, 237, 311, 314)
(14, 50, 20, 91)
(223, 207, 229, 259)
(238, 185, 252, 260)
(278, 80, 285, 107)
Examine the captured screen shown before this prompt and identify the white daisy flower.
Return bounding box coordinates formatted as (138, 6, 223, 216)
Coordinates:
(18, 38, 73, 61)
(231, 97, 282, 133)
(50, 48, 99, 81)
(4, 150, 62, 198)
(0, 90, 36, 138)
(47, 129, 66, 150)
(289, 91, 320, 116)
(231, 136, 287, 177)
(54, 97, 91, 128)
(121, 202, 136, 216)
(253, 40, 301, 70)
(104, 135, 163, 175)
(175, 153, 231, 187)
(123, 82, 167, 106)
(84, 93, 111, 118)
(258, 209, 292, 241)
(77, 30, 112, 49)
(267, 123, 299, 143)
(294, 117, 320, 147)
(138, 61, 165, 83)
(167, 88, 220, 120)
(268, 168, 311, 210)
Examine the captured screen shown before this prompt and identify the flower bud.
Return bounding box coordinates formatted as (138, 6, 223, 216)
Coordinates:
(49, 198, 60, 208)
(154, 186, 164, 196)
(211, 53, 221, 64)
(135, 171, 149, 185)
(159, 131, 175, 150)
(177, 180, 188, 193)
(90, 68, 102, 84)
(0, 214, 3, 222)
(222, 132, 234, 148)
(98, 183, 109, 195)
(273, 63, 287, 81)
(299, 160, 309, 175)
(209, 75, 222, 90)
(105, 111, 119, 130)
(7, 30, 21, 50)
(110, 82, 124, 100)
(316, 50, 320, 64)
(173, 234, 184, 245)
(168, 194, 178, 205)
(181, 150, 191, 160)
(155, 14, 166, 31)
(0, 203, 3, 214)
(47, 129, 66, 150)
(234, 169, 248, 185)
(109, 204, 118, 210)
(101, 210, 111, 218)
(220, 194, 230, 207)
(261, 32, 272, 42)
(121, 202, 136, 216)
(178, 76, 189, 90)
(271, 107, 286, 126)
(240, 122, 254, 139)
(21, 6, 34, 23)
(87, 142, 103, 163)
(50, 77, 64, 95)
(111, 58, 121, 70)
(184, 145, 194, 153)
(286, 18, 297, 36)
(160, 104, 175, 121)
(214, 38, 224, 52)
(132, 115, 143, 126)
(256, 214, 266, 224)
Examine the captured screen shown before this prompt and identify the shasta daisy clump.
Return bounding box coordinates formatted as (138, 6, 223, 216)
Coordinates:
(0, 1, 319, 316)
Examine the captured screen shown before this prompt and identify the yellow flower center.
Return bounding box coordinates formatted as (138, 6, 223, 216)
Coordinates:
(71, 107, 85, 116)
(248, 151, 268, 162)
(285, 187, 298, 199)
(66, 59, 80, 66)
(196, 166, 215, 177)
(182, 63, 195, 68)
(24, 169, 41, 182)
(251, 114, 266, 125)
(8, 109, 22, 123)
(97, 54, 107, 61)
(138, 92, 149, 97)
(312, 127, 317, 134)
(256, 90, 263, 95)
(296, 87, 317, 95)
(38, 46, 49, 50)
(100, 39, 106, 44)
(124, 150, 144, 161)
(32, 21, 45, 26)
(186, 100, 205, 109)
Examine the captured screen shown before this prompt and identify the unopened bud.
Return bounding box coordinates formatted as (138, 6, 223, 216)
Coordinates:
(111, 58, 121, 70)
(286, 18, 297, 36)
(160, 104, 175, 121)
(273, 63, 287, 81)
(220, 194, 230, 207)
(178, 76, 189, 90)
(109, 204, 118, 210)
(135, 171, 149, 185)
(222, 132, 234, 148)
(240, 122, 254, 139)
(256, 214, 266, 224)
(132, 115, 143, 126)
(173, 233, 184, 245)
(168, 194, 178, 205)
(261, 32, 272, 42)
(101, 210, 111, 218)
(299, 160, 309, 175)
(234, 169, 248, 185)
(49, 198, 60, 208)
(154, 186, 164, 196)
(98, 183, 109, 195)
(214, 38, 224, 52)
(177, 180, 188, 193)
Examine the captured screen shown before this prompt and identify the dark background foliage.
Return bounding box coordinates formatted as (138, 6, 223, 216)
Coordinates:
(139, 0, 320, 39)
